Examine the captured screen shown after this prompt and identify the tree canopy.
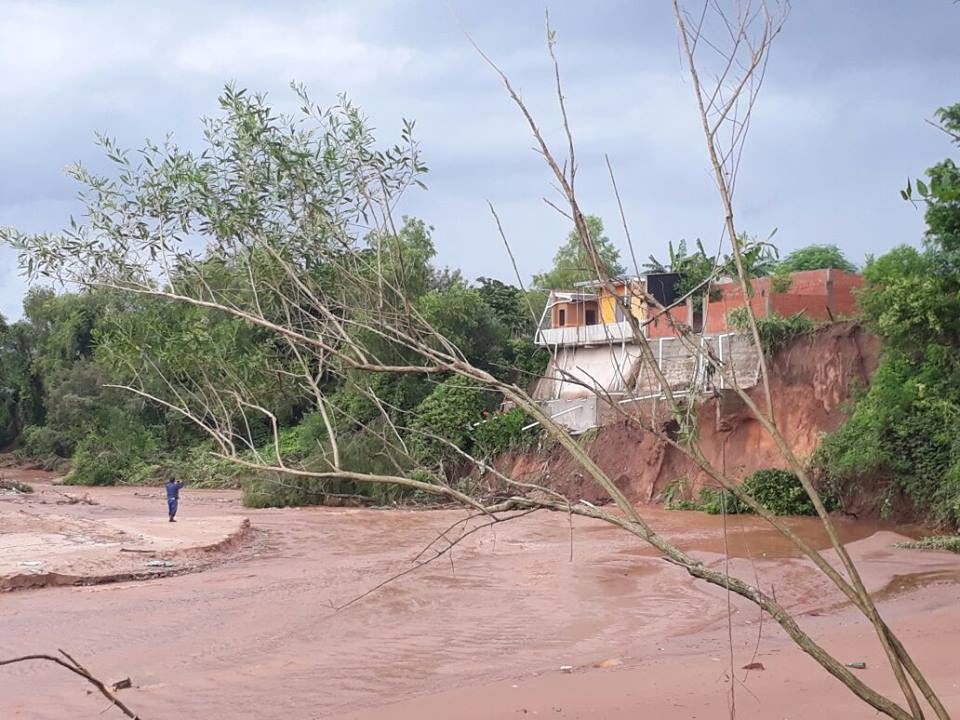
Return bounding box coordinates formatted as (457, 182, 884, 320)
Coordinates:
(817, 102, 960, 527)
(777, 244, 858, 273)
(0, 84, 547, 497)
(644, 234, 778, 301)
(533, 215, 625, 290)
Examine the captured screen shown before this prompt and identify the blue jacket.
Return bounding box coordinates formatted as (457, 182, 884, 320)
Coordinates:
(166, 481, 184, 500)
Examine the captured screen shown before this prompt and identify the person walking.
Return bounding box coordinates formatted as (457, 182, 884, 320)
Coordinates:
(166, 478, 185, 522)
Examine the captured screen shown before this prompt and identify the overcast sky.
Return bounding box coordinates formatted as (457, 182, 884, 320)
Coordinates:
(1, 0, 957, 320)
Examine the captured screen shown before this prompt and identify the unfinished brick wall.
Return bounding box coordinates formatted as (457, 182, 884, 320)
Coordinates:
(698, 269, 862, 334)
(828, 270, 864, 318)
(704, 278, 770, 334)
(647, 305, 693, 339)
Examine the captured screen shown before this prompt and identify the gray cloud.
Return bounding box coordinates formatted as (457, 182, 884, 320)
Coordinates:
(1, 0, 957, 320)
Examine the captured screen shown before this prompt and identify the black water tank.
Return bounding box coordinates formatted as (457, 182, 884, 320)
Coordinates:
(646, 272, 682, 307)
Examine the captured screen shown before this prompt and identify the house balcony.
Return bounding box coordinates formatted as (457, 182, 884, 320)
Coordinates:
(535, 320, 639, 347)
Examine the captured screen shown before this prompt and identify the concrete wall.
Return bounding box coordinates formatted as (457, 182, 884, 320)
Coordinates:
(536, 397, 599, 434)
(536, 344, 641, 400)
(536, 332, 761, 430)
(629, 333, 759, 396)
(536, 331, 759, 398)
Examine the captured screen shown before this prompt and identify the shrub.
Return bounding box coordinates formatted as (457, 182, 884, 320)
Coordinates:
(65, 420, 158, 486)
(241, 457, 428, 509)
(670, 469, 835, 516)
(506, 338, 550, 384)
(328, 373, 432, 434)
(777, 244, 857, 274)
(21, 424, 70, 458)
(662, 477, 699, 510)
(291, 411, 334, 457)
(740, 468, 828, 516)
(473, 408, 532, 459)
(241, 425, 428, 508)
(242, 472, 329, 508)
(727, 308, 813, 356)
(164, 444, 241, 488)
(408, 375, 497, 466)
(770, 268, 793, 294)
(697, 487, 747, 515)
(814, 346, 960, 527)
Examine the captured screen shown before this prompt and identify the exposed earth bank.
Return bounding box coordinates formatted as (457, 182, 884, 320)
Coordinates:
(502, 322, 884, 508)
(2, 467, 960, 719)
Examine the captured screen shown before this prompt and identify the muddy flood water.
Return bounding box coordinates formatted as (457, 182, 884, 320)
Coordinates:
(2, 468, 959, 719)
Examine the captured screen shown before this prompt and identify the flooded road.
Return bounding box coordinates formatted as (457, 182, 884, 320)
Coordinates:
(2, 469, 959, 719)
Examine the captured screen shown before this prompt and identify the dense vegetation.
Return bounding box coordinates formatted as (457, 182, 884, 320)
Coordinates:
(0, 88, 567, 506)
(0, 237, 548, 504)
(815, 104, 960, 528)
(667, 468, 835, 516)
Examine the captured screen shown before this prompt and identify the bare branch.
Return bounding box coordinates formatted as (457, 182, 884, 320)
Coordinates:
(0, 651, 141, 719)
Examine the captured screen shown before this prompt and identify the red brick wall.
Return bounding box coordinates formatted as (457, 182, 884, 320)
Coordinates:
(680, 269, 862, 336)
(771, 293, 831, 320)
(647, 305, 692, 338)
(828, 270, 864, 318)
(703, 278, 771, 334)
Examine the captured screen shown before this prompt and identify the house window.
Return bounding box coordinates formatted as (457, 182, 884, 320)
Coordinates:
(558, 308, 566, 326)
(585, 309, 597, 325)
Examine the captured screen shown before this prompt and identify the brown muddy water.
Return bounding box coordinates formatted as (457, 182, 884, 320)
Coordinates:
(1, 468, 959, 719)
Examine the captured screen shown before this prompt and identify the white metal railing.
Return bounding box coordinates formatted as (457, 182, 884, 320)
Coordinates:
(535, 320, 635, 347)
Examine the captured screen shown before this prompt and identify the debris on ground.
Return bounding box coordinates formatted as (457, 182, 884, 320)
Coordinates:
(559, 665, 573, 674)
(51, 488, 98, 505)
(0, 479, 34, 494)
(845, 661, 867, 670)
(742, 662, 765, 671)
(594, 659, 622, 668)
(112, 678, 132, 691)
(145, 560, 175, 568)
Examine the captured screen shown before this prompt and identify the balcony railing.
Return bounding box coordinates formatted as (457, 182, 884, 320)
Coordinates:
(535, 320, 638, 347)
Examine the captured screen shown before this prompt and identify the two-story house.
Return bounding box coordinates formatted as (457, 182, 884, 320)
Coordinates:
(530, 269, 862, 431)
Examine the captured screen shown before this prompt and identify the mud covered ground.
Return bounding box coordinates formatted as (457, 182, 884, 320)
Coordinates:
(2, 468, 959, 719)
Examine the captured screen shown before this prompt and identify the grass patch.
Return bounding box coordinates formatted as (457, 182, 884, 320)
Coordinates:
(896, 536, 960, 553)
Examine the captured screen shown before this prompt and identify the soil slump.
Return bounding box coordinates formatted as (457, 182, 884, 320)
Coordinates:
(1, 469, 959, 719)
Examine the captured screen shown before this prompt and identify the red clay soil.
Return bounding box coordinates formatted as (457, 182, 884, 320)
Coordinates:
(502, 322, 881, 506)
(2, 468, 960, 719)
